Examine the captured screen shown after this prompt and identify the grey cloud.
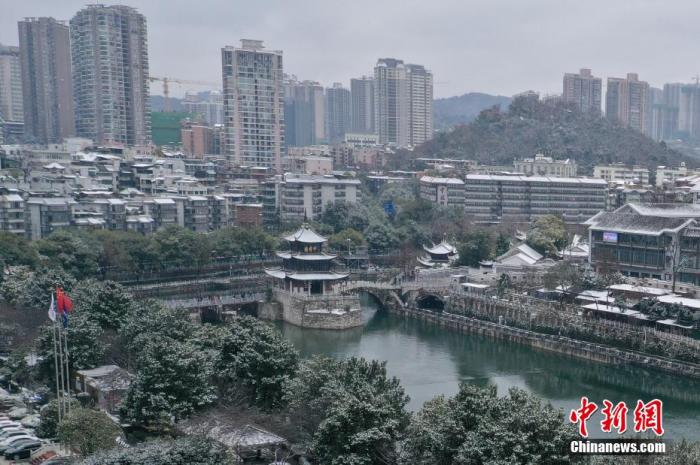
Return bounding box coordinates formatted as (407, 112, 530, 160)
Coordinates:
(2, 0, 700, 97)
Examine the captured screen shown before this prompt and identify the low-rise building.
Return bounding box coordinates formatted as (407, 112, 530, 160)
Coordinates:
(234, 203, 262, 227)
(593, 163, 650, 185)
(463, 174, 607, 223)
(0, 192, 24, 235)
(585, 203, 700, 282)
(75, 365, 133, 414)
(419, 176, 465, 207)
(279, 173, 361, 222)
(514, 153, 577, 177)
(286, 154, 333, 175)
(25, 197, 75, 240)
(655, 163, 700, 188)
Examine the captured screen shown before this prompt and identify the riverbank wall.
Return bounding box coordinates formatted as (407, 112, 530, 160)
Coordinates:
(391, 306, 700, 380)
(259, 290, 362, 329)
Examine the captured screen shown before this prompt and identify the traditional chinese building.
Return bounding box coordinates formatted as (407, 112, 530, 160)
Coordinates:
(266, 224, 349, 294)
(263, 224, 361, 328)
(418, 240, 459, 268)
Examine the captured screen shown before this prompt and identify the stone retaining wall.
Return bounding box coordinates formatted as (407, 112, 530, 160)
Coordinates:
(391, 306, 700, 380)
(271, 290, 362, 329)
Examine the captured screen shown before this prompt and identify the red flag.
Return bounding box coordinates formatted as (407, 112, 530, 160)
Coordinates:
(56, 287, 73, 313)
(56, 287, 64, 314)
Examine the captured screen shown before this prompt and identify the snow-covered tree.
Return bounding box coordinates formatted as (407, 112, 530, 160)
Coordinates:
(285, 356, 410, 465)
(119, 337, 216, 429)
(214, 316, 298, 410)
(400, 384, 577, 465)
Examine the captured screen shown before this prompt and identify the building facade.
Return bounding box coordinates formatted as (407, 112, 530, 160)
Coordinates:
(278, 173, 360, 221)
(325, 83, 351, 143)
(562, 68, 601, 113)
(284, 78, 325, 147)
(406, 64, 433, 146)
(182, 91, 224, 126)
(419, 176, 465, 207)
(514, 153, 577, 177)
(0, 44, 23, 124)
(70, 5, 151, 146)
(463, 174, 607, 223)
(18, 17, 74, 144)
(181, 121, 214, 157)
(222, 40, 284, 171)
(606, 73, 649, 134)
(374, 58, 409, 147)
(593, 163, 650, 185)
(350, 76, 374, 134)
(586, 203, 700, 284)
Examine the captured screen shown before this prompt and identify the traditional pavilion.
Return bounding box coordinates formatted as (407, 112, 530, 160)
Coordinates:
(417, 239, 459, 268)
(266, 224, 349, 295)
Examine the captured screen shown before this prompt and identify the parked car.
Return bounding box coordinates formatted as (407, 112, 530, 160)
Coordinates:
(0, 422, 22, 431)
(4, 439, 42, 460)
(0, 430, 32, 441)
(0, 435, 38, 453)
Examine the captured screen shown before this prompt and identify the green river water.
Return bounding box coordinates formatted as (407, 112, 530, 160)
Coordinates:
(275, 294, 700, 440)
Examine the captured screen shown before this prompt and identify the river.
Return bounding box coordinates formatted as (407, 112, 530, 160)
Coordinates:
(275, 294, 700, 440)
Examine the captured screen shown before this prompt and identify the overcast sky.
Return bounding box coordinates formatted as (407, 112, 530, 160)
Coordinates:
(2, 0, 700, 98)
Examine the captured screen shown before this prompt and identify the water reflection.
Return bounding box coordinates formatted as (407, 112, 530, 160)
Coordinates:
(275, 294, 700, 439)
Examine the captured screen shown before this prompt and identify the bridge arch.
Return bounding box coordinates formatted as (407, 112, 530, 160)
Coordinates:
(415, 293, 445, 311)
(340, 282, 404, 313)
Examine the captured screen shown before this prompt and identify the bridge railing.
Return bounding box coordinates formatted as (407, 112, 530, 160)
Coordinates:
(162, 293, 265, 310)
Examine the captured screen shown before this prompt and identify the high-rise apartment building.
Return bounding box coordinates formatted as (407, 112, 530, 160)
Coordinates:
(70, 5, 151, 146)
(284, 76, 324, 147)
(374, 58, 409, 146)
(183, 91, 224, 126)
(648, 83, 700, 142)
(222, 40, 284, 172)
(350, 76, 374, 134)
(606, 73, 649, 134)
(325, 82, 351, 143)
(0, 44, 23, 123)
(374, 58, 433, 147)
(562, 68, 601, 113)
(18, 17, 74, 144)
(406, 64, 433, 145)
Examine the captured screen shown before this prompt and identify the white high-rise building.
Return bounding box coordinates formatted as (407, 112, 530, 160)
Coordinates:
(563, 68, 602, 113)
(0, 44, 23, 123)
(70, 5, 151, 146)
(222, 40, 284, 172)
(374, 58, 433, 147)
(374, 58, 409, 147)
(407, 64, 433, 146)
(606, 73, 649, 134)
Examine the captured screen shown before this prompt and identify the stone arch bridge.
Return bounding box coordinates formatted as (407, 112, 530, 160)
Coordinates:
(339, 280, 453, 312)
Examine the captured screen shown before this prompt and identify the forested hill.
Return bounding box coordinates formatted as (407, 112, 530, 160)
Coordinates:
(433, 92, 512, 130)
(418, 96, 693, 173)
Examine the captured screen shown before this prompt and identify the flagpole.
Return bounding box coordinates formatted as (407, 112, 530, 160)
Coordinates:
(56, 318, 66, 422)
(51, 306, 62, 423)
(62, 322, 71, 417)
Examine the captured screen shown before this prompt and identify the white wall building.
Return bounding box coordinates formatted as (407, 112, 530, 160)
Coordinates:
(222, 40, 284, 172)
(593, 164, 650, 185)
